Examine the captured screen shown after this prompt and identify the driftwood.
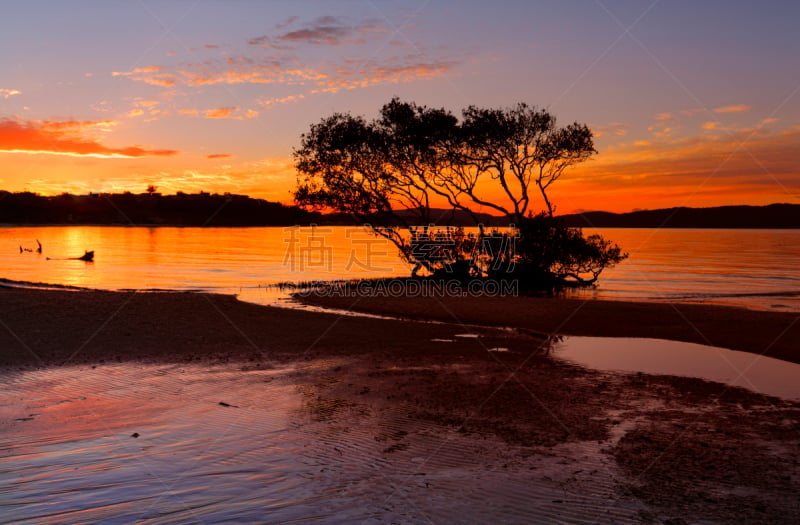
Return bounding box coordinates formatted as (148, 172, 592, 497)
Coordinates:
(19, 239, 43, 254)
(46, 250, 94, 262)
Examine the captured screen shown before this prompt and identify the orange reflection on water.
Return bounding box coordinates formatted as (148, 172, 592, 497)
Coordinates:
(2, 226, 800, 311)
(1, 225, 410, 292)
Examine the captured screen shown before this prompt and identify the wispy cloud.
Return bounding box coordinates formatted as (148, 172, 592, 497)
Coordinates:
(111, 66, 176, 87)
(111, 15, 462, 96)
(257, 94, 305, 109)
(714, 104, 751, 114)
(0, 118, 178, 158)
(0, 88, 21, 99)
(124, 98, 167, 121)
(113, 53, 458, 95)
(206, 153, 233, 159)
(311, 57, 457, 93)
(112, 57, 322, 88)
(197, 107, 259, 120)
(112, 66, 161, 75)
(647, 123, 677, 139)
(205, 107, 235, 119)
(592, 122, 628, 138)
(39, 120, 117, 132)
(249, 16, 387, 48)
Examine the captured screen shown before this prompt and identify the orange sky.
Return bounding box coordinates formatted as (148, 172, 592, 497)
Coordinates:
(1, 2, 798, 214)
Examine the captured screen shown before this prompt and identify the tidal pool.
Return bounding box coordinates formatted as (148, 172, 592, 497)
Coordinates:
(553, 336, 800, 401)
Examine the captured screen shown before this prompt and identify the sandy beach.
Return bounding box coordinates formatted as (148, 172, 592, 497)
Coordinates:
(2, 286, 799, 523)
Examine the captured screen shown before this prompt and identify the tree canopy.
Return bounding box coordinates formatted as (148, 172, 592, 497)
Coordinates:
(295, 98, 595, 224)
(294, 98, 625, 288)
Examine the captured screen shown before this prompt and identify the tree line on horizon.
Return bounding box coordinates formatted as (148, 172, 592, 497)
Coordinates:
(559, 203, 800, 229)
(1, 189, 795, 230)
(0, 190, 318, 226)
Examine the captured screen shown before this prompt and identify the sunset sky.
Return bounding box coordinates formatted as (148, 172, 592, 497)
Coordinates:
(2, 1, 799, 214)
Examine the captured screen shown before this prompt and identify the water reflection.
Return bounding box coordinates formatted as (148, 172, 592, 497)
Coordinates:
(0, 361, 643, 524)
(553, 336, 800, 401)
(0, 226, 410, 293)
(579, 228, 800, 311)
(2, 226, 800, 312)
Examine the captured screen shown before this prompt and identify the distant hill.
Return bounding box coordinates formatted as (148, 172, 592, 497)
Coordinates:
(402, 204, 800, 229)
(393, 207, 507, 226)
(0, 192, 507, 227)
(559, 203, 800, 229)
(0, 191, 320, 226)
(3, 191, 796, 229)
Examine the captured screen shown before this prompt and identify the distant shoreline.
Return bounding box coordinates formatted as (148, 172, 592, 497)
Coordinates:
(560, 202, 800, 229)
(1, 190, 798, 228)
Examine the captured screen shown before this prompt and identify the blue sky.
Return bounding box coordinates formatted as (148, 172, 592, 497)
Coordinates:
(1, 0, 798, 212)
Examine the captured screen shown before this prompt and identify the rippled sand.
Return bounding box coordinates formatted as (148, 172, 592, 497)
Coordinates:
(0, 362, 650, 524)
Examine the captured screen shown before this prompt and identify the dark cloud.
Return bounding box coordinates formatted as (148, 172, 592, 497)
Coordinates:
(249, 16, 386, 48)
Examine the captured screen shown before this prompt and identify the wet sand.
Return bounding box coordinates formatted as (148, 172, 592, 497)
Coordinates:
(1, 286, 800, 523)
(296, 292, 800, 364)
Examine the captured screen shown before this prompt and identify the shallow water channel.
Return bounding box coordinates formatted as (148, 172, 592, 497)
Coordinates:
(553, 336, 800, 401)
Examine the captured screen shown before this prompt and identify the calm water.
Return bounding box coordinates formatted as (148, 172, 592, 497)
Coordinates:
(0, 226, 410, 303)
(2, 226, 800, 311)
(577, 228, 800, 311)
(555, 336, 800, 401)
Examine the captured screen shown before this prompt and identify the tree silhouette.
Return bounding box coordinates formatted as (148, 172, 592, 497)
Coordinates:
(294, 99, 625, 288)
(460, 103, 594, 218)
